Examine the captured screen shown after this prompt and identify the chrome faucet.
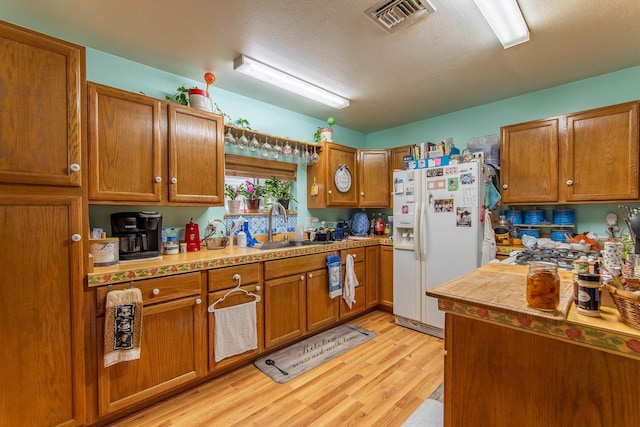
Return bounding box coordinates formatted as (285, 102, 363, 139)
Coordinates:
(267, 202, 288, 242)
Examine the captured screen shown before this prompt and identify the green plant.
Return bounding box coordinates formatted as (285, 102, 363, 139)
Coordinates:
(166, 85, 196, 106)
(238, 180, 266, 201)
(264, 177, 297, 202)
(224, 184, 240, 200)
(235, 117, 252, 129)
(314, 116, 336, 142)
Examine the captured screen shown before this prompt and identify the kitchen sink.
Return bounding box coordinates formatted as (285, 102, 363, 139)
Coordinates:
(255, 240, 316, 250)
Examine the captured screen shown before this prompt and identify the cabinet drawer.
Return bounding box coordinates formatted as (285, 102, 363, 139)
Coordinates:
(208, 263, 261, 291)
(96, 272, 201, 315)
(341, 247, 365, 264)
(264, 252, 337, 280)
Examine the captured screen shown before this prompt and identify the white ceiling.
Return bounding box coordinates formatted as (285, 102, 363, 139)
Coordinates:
(3, 0, 640, 133)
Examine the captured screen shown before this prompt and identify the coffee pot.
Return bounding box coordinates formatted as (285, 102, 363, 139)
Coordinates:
(494, 215, 512, 245)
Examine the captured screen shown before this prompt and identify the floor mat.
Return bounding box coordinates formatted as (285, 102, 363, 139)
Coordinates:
(254, 323, 376, 383)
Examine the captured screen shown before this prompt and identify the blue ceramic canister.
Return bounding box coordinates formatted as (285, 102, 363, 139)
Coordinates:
(524, 209, 545, 225)
(350, 210, 370, 236)
(520, 229, 541, 238)
(553, 208, 575, 225)
(550, 229, 568, 242)
(504, 210, 523, 225)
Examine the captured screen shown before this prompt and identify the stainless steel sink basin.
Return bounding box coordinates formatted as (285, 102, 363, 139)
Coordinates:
(256, 240, 316, 250)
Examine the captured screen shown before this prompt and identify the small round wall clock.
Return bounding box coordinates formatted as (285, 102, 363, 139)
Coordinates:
(334, 164, 352, 193)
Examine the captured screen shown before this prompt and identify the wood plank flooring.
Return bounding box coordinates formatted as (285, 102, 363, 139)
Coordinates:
(109, 311, 444, 427)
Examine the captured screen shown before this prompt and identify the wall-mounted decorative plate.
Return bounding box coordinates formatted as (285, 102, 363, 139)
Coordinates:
(334, 164, 352, 193)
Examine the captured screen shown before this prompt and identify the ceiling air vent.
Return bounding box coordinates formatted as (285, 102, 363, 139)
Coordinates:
(365, 0, 436, 33)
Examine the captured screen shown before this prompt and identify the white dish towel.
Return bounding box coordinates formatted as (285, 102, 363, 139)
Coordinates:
(343, 254, 359, 309)
(213, 301, 257, 362)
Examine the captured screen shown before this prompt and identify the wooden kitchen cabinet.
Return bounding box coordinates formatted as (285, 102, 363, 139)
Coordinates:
(358, 149, 391, 207)
(365, 245, 380, 308)
(307, 142, 358, 207)
(560, 102, 639, 202)
(207, 264, 264, 372)
(0, 21, 84, 188)
(0, 196, 86, 427)
(501, 101, 640, 204)
(306, 267, 339, 332)
(96, 272, 206, 416)
(379, 245, 394, 312)
(88, 82, 163, 202)
(500, 118, 560, 204)
(339, 247, 366, 319)
(88, 83, 225, 205)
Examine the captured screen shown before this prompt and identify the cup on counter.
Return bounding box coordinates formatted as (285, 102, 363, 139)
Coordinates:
(603, 241, 623, 271)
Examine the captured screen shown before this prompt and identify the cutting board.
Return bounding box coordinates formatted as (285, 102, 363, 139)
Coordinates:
(427, 263, 574, 321)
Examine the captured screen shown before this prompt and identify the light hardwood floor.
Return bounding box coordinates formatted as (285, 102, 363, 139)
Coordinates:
(109, 311, 444, 427)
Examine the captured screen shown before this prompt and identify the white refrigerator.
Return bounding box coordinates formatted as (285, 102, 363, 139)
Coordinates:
(392, 161, 487, 338)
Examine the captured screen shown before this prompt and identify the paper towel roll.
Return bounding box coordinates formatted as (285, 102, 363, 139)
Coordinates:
(603, 241, 623, 271)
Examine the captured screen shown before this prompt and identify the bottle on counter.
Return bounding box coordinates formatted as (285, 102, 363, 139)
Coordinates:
(164, 227, 179, 255)
(369, 213, 376, 236)
(375, 213, 385, 236)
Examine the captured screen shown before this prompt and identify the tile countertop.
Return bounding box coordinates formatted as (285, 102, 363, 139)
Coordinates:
(427, 262, 640, 361)
(88, 237, 392, 287)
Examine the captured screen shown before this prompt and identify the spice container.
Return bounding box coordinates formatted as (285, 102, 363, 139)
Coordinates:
(526, 262, 560, 311)
(576, 273, 602, 317)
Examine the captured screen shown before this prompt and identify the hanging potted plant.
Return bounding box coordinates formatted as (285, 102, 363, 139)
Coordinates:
(238, 181, 266, 213)
(265, 177, 297, 210)
(224, 184, 241, 214)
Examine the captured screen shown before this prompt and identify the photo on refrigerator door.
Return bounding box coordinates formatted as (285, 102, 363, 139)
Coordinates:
(456, 207, 472, 227)
(434, 198, 453, 213)
(447, 177, 459, 191)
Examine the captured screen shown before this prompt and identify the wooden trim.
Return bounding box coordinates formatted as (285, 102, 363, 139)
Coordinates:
(225, 154, 297, 181)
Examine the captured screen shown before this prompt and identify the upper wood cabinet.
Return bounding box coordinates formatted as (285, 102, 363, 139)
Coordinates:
(0, 21, 84, 187)
(307, 142, 391, 208)
(358, 149, 390, 207)
(88, 83, 225, 205)
(307, 142, 358, 207)
(88, 82, 163, 202)
(560, 102, 639, 202)
(500, 118, 560, 204)
(501, 101, 639, 204)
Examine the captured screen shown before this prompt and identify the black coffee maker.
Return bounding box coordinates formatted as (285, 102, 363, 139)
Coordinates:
(111, 212, 162, 260)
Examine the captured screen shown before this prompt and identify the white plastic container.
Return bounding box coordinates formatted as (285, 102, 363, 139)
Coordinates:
(237, 230, 247, 248)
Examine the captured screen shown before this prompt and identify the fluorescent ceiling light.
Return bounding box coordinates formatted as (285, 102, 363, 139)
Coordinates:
(473, 0, 530, 48)
(233, 54, 350, 109)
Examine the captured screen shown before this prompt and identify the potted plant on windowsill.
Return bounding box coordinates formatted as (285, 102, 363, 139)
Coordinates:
(225, 184, 242, 214)
(238, 181, 266, 213)
(265, 177, 297, 210)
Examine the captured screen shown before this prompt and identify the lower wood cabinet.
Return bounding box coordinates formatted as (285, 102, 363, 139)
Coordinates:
(264, 273, 307, 349)
(207, 264, 264, 372)
(379, 245, 394, 312)
(365, 246, 380, 308)
(95, 272, 206, 416)
(306, 267, 339, 332)
(339, 247, 366, 319)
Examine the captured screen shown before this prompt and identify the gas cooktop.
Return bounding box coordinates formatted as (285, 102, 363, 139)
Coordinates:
(514, 247, 599, 271)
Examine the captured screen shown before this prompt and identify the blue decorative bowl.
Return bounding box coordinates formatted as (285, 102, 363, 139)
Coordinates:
(520, 229, 540, 238)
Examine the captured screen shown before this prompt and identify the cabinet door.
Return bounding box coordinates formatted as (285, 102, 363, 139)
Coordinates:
(0, 195, 85, 426)
(379, 245, 394, 312)
(264, 274, 306, 349)
(500, 119, 559, 203)
(561, 102, 639, 201)
(0, 22, 84, 187)
(365, 245, 380, 308)
(97, 294, 205, 415)
(358, 149, 390, 207)
(208, 284, 264, 372)
(339, 261, 366, 319)
(88, 83, 163, 202)
(306, 268, 339, 332)
(168, 104, 224, 204)
(325, 143, 358, 206)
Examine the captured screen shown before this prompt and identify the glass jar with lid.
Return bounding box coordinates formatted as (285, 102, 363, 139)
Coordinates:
(526, 262, 560, 311)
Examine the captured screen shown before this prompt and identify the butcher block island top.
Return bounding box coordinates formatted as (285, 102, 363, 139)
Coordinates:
(427, 262, 640, 361)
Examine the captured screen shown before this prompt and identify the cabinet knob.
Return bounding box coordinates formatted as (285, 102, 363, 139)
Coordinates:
(300, 275, 305, 281)
(152, 288, 160, 295)
(328, 190, 332, 195)
(195, 298, 202, 305)
(502, 184, 508, 190)
(255, 285, 261, 291)
(566, 179, 574, 186)
(171, 177, 178, 184)
(308, 273, 313, 279)
(69, 163, 80, 172)
(71, 234, 81, 242)
(155, 176, 162, 183)
(360, 192, 365, 196)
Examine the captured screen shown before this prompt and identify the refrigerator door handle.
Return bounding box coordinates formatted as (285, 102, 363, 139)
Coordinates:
(413, 202, 421, 260)
(419, 201, 427, 261)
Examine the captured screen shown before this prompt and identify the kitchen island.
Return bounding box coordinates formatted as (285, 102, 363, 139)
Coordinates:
(427, 263, 640, 427)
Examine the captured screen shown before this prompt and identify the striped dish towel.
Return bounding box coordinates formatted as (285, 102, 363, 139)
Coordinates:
(326, 254, 342, 299)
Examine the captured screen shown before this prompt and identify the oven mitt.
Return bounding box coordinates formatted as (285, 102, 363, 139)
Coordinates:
(486, 180, 501, 211)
